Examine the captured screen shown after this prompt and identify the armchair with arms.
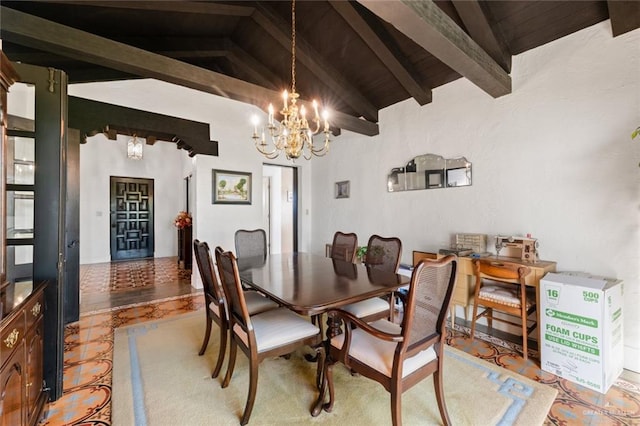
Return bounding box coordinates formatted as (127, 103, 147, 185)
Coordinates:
(321, 255, 457, 426)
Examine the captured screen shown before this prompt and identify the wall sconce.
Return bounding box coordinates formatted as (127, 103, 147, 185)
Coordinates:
(127, 135, 144, 160)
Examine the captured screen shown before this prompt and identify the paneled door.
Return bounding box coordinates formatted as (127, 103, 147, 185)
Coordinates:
(110, 177, 154, 260)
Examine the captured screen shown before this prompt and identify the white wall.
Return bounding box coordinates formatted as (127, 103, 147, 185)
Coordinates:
(69, 22, 639, 371)
(310, 22, 640, 371)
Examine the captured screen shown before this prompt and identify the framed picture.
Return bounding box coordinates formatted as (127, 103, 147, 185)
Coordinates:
(335, 180, 350, 199)
(212, 169, 252, 204)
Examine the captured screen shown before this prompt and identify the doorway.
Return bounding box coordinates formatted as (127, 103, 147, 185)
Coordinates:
(262, 164, 297, 254)
(109, 176, 155, 260)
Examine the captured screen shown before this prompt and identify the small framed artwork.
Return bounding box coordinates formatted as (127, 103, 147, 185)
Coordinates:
(212, 169, 252, 204)
(335, 180, 350, 199)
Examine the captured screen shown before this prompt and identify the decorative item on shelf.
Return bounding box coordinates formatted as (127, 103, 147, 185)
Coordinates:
(127, 134, 144, 160)
(250, 0, 331, 160)
(175, 211, 193, 270)
(174, 211, 192, 229)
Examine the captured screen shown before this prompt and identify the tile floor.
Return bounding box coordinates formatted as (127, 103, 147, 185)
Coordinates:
(41, 257, 640, 425)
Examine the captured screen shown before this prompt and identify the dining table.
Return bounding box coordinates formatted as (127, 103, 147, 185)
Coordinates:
(236, 252, 411, 416)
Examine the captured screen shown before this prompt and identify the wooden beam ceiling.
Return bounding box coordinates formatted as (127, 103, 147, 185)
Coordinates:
(358, 0, 511, 98)
(48, 0, 255, 16)
(251, 3, 379, 122)
(329, 0, 432, 106)
(607, 0, 640, 37)
(68, 96, 218, 157)
(451, 0, 511, 73)
(0, 6, 379, 137)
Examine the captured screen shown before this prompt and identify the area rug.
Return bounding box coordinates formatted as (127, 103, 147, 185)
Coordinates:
(112, 312, 557, 425)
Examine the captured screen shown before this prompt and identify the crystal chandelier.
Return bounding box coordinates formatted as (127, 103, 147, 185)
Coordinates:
(251, 0, 331, 160)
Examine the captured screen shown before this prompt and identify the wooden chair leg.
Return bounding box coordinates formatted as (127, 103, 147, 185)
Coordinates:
(222, 339, 237, 388)
(521, 309, 528, 361)
(487, 308, 493, 329)
(241, 359, 259, 426)
(212, 324, 227, 378)
(390, 382, 402, 426)
(433, 369, 451, 426)
(198, 316, 212, 356)
(470, 301, 479, 339)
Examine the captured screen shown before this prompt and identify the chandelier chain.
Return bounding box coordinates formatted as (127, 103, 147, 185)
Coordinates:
(250, 0, 330, 160)
(291, 0, 296, 93)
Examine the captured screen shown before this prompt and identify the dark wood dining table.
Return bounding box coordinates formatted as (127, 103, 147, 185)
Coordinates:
(237, 252, 410, 317)
(236, 252, 410, 416)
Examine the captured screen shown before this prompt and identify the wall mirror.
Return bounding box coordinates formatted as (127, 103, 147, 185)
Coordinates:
(387, 154, 471, 192)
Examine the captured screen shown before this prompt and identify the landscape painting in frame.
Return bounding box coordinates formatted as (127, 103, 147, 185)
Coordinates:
(213, 169, 252, 204)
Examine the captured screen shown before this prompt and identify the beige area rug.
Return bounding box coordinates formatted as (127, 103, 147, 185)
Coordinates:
(112, 312, 557, 425)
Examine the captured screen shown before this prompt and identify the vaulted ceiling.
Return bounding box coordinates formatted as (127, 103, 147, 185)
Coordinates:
(1, 1, 638, 138)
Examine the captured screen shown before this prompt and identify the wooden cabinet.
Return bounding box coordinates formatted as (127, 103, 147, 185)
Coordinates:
(0, 284, 46, 426)
(0, 50, 47, 426)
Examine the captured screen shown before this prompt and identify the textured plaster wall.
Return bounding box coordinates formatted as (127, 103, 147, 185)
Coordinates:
(310, 22, 640, 371)
(69, 21, 639, 371)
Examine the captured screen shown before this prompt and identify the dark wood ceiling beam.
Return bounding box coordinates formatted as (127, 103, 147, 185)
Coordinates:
(68, 96, 218, 157)
(329, 0, 432, 106)
(45, 0, 255, 16)
(607, 1, 640, 37)
(224, 40, 282, 91)
(251, 3, 379, 122)
(359, 0, 511, 98)
(0, 6, 378, 137)
(451, 0, 511, 73)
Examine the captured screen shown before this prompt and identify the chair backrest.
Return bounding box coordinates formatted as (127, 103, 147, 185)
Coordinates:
(193, 239, 225, 304)
(365, 234, 402, 273)
(402, 255, 457, 351)
(331, 231, 358, 262)
(215, 247, 250, 328)
(234, 229, 267, 260)
(474, 259, 531, 285)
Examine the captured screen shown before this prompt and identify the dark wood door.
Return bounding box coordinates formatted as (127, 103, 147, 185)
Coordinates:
(110, 177, 154, 260)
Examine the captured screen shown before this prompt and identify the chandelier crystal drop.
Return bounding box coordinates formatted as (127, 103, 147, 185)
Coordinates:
(251, 0, 331, 160)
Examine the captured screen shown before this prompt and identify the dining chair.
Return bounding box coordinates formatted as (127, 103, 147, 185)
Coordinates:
(193, 240, 279, 379)
(234, 229, 267, 260)
(340, 235, 402, 323)
(322, 255, 458, 426)
(330, 231, 358, 262)
(470, 259, 534, 360)
(215, 248, 324, 426)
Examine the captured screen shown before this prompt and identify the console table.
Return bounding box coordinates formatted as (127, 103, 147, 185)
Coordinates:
(413, 250, 556, 340)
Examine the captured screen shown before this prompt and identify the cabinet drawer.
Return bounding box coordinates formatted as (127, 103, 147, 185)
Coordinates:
(24, 291, 44, 331)
(1, 310, 26, 366)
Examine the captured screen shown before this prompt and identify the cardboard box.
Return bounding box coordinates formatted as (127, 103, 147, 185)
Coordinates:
(540, 272, 623, 393)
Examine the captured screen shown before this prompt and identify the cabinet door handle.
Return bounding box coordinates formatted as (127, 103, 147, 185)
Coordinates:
(4, 328, 19, 349)
(31, 302, 41, 317)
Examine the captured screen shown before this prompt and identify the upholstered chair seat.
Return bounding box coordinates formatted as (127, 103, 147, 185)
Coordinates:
(233, 308, 321, 352)
(331, 319, 437, 378)
(341, 297, 392, 319)
(478, 283, 535, 309)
